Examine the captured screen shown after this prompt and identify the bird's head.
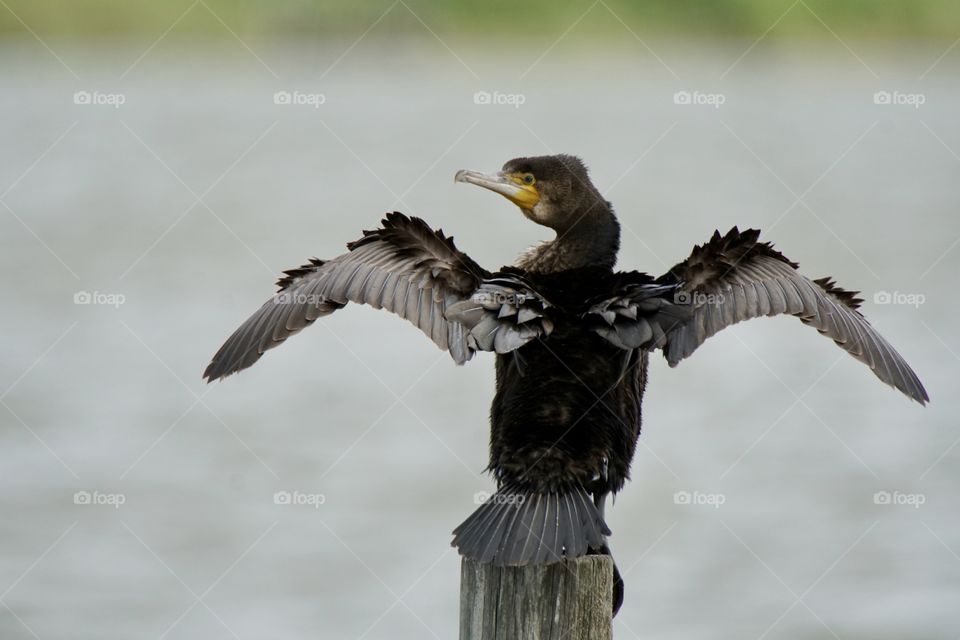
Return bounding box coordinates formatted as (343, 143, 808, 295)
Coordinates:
(455, 154, 609, 233)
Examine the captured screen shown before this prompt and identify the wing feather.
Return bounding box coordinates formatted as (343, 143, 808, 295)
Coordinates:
(655, 227, 928, 403)
(204, 212, 487, 381)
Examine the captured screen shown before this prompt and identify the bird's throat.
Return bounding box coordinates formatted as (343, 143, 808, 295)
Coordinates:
(518, 210, 621, 273)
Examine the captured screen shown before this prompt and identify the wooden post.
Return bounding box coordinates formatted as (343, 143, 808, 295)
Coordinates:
(459, 556, 613, 640)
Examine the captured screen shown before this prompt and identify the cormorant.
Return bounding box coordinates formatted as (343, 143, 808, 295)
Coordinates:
(204, 154, 927, 615)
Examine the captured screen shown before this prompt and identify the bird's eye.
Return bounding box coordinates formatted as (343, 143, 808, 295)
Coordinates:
(522, 174, 535, 185)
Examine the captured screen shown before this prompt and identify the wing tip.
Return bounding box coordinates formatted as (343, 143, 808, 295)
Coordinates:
(202, 360, 231, 383)
(905, 379, 930, 405)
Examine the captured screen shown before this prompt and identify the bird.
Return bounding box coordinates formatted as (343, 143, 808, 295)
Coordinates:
(203, 153, 927, 615)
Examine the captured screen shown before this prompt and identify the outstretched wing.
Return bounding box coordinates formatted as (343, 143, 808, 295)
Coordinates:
(653, 227, 927, 403)
(204, 212, 489, 381)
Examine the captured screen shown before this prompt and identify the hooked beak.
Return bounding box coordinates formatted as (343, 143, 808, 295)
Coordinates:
(454, 169, 540, 210)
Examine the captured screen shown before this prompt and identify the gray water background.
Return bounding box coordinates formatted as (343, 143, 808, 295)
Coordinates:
(1, 36, 958, 639)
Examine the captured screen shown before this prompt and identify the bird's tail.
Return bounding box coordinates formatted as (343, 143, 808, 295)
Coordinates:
(452, 481, 610, 566)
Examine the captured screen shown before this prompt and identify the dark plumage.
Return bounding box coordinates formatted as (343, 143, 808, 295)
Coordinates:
(204, 154, 928, 616)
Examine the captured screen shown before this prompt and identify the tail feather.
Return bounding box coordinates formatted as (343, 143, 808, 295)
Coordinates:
(456, 495, 505, 555)
(535, 493, 560, 564)
(478, 496, 523, 563)
(452, 482, 610, 566)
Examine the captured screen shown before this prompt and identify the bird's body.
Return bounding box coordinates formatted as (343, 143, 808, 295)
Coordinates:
(490, 300, 645, 497)
(485, 266, 643, 490)
(204, 154, 927, 616)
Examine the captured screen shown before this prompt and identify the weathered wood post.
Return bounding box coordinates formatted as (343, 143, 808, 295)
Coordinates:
(459, 555, 613, 640)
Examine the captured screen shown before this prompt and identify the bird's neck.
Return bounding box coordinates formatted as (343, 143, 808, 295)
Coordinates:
(517, 208, 621, 273)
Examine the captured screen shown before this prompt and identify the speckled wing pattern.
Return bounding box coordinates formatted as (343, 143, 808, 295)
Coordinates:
(653, 227, 928, 403)
(204, 212, 491, 381)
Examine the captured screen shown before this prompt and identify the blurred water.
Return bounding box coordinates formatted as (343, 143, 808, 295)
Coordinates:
(0, 38, 958, 639)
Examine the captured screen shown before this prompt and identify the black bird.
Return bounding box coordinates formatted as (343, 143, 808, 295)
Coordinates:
(204, 154, 927, 615)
